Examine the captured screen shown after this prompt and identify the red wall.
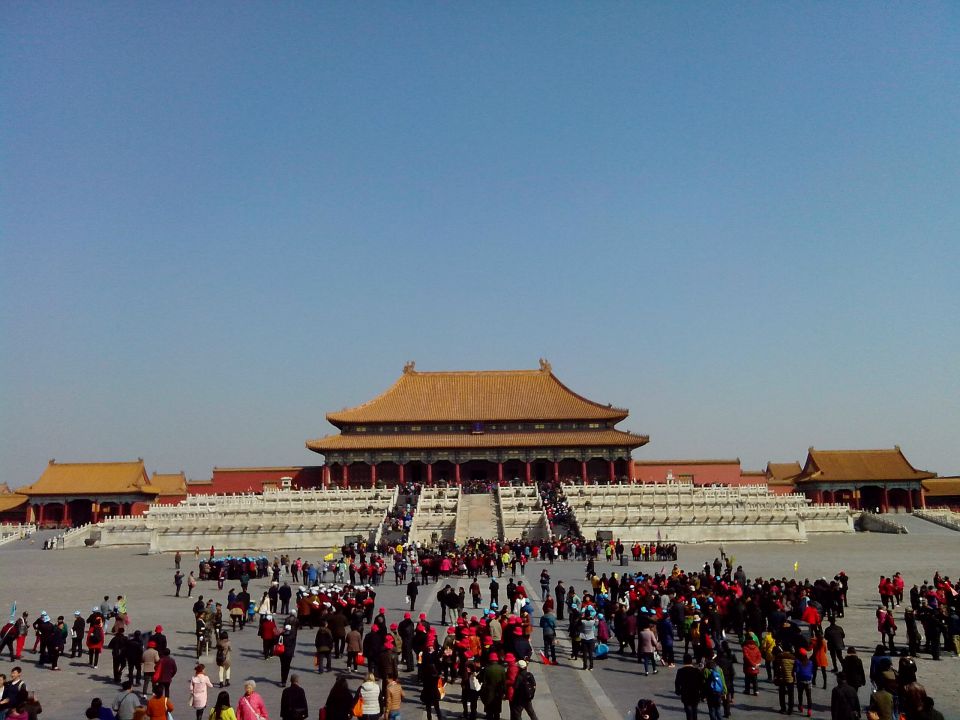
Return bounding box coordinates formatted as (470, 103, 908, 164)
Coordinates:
(633, 461, 744, 485)
(191, 467, 326, 495)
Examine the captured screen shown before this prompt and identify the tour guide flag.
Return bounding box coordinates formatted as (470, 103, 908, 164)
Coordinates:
(793, 561, 799, 573)
(8, 602, 15, 622)
(324, 552, 335, 562)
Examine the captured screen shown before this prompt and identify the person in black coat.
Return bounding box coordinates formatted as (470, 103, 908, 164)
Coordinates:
(830, 673, 861, 720)
(841, 647, 866, 691)
(279, 673, 308, 720)
(278, 625, 297, 687)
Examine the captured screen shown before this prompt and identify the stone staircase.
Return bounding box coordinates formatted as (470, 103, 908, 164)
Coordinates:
(455, 493, 499, 541)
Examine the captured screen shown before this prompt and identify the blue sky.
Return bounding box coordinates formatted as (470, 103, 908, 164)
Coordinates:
(2, 3, 958, 487)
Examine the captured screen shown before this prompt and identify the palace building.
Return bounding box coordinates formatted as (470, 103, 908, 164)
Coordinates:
(790, 447, 934, 511)
(306, 360, 649, 488)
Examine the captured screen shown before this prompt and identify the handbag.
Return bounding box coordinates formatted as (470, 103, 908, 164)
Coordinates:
(356, 652, 365, 666)
(273, 637, 285, 656)
(437, 677, 446, 699)
(242, 696, 265, 720)
(352, 695, 364, 718)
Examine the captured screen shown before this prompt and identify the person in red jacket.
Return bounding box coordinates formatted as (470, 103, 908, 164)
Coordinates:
(258, 615, 278, 659)
(86, 616, 105, 668)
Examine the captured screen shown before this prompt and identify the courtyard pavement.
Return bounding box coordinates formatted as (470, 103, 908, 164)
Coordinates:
(0, 525, 957, 720)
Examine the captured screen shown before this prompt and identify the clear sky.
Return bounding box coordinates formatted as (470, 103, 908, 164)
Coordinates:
(2, 3, 958, 488)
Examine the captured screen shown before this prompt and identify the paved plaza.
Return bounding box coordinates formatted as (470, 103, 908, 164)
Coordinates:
(1, 523, 957, 720)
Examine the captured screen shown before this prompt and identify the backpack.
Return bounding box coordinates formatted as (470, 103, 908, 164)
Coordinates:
(89, 626, 103, 645)
(216, 644, 226, 666)
(708, 668, 724, 694)
(597, 619, 610, 643)
(517, 670, 536, 701)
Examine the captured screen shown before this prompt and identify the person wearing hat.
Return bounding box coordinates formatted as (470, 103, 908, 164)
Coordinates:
(479, 653, 506, 720)
(509, 659, 538, 720)
(258, 615, 278, 660)
(277, 624, 297, 687)
(795, 646, 815, 717)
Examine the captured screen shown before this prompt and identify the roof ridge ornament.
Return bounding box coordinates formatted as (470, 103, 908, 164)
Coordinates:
(538, 358, 551, 373)
(403, 361, 416, 374)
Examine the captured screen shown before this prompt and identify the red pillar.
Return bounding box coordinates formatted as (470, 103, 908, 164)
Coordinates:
(608, 460, 616, 483)
(398, 463, 405, 486)
(427, 463, 433, 486)
(497, 462, 504, 485)
(525, 462, 532, 485)
(882, 486, 890, 513)
(581, 461, 589, 484)
(322, 465, 331, 489)
(37, 503, 46, 526)
(341, 464, 349, 488)
(62, 501, 72, 526)
(920, 488, 926, 509)
(627, 457, 636, 483)
(553, 461, 559, 483)
(370, 464, 377, 488)
(455, 463, 461, 486)
(91, 503, 99, 524)
(906, 489, 914, 512)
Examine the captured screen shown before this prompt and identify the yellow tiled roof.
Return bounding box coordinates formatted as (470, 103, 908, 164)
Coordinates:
(149, 472, 187, 496)
(923, 477, 960, 497)
(307, 428, 648, 452)
(326, 362, 629, 425)
(794, 448, 936, 484)
(766, 462, 802, 485)
(20, 460, 158, 496)
(0, 493, 28, 513)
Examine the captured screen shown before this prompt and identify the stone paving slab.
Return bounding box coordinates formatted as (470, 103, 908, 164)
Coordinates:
(0, 530, 956, 720)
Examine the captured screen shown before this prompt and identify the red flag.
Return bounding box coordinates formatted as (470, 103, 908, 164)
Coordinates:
(539, 650, 552, 665)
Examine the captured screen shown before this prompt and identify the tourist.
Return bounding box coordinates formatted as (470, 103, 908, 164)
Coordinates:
(236, 680, 268, 720)
(479, 653, 506, 720)
(279, 674, 308, 720)
(637, 623, 660, 676)
(841, 647, 866, 694)
(384, 672, 403, 720)
(144, 686, 172, 720)
(675, 654, 704, 720)
(539, 606, 557, 664)
(323, 675, 354, 720)
(124, 630, 143, 685)
(277, 624, 297, 686)
(774, 646, 797, 715)
(579, 607, 597, 671)
(188, 664, 214, 720)
(156, 648, 178, 697)
(141, 641, 159, 696)
(419, 654, 444, 720)
(508, 659, 538, 720)
(795, 647, 815, 717)
(215, 632, 232, 688)
(702, 658, 726, 720)
(85, 697, 116, 720)
(210, 690, 236, 720)
(87, 612, 105, 668)
(111, 680, 140, 720)
(741, 634, 762, 696)
(830, 673, 861, 720)
(716, 641, 737, 718)
(811, 629, 829, 689)
(357, 672, 381, 720)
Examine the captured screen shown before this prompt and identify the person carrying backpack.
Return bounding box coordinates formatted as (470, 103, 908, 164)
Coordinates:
(509, 659, 538, 720)
(703, 659, 727, 720)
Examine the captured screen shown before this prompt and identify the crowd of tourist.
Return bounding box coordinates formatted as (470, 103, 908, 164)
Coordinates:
(1, 530, 957, 720)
